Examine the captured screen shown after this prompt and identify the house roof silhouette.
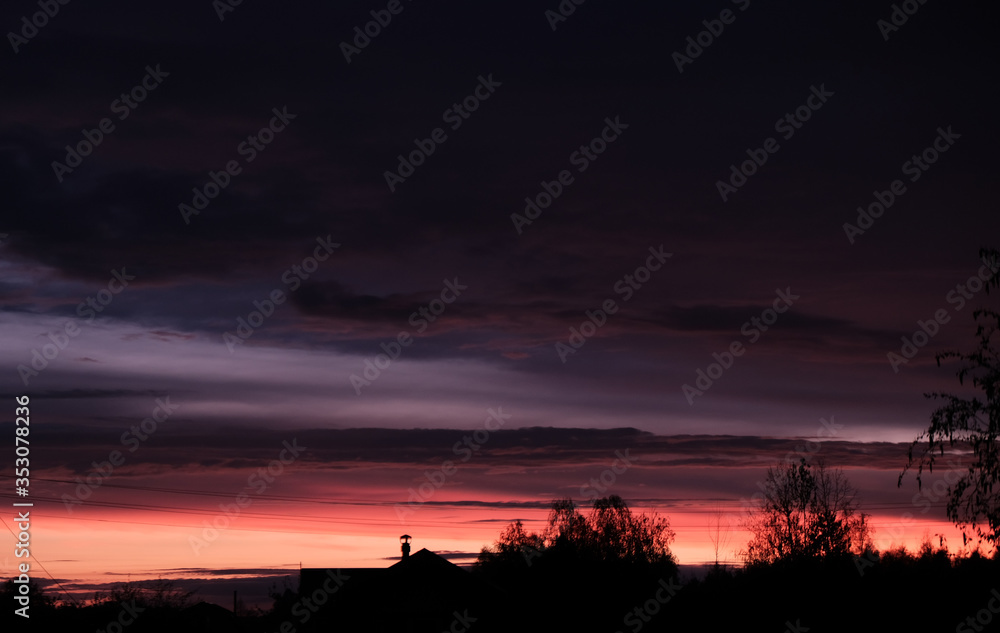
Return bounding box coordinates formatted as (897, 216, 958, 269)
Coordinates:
(300, 547, 487, 599)
(298, 541, 504, 632)
(180, 601, 237, 631)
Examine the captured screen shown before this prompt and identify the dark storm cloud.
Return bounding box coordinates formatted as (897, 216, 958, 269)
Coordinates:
(0, 388, 165, 399)
(1, 0, 991, 290)
(0, 0, 995, 453)
(0, 0, 994, 361)
(652, 305, 847, 333)
(29, 424, 910, 476)
(283, 275, 902, 367)
(639, 304, 904, 353)
(152, 568, 298, 577)
(3, 0, 997, 604)
(292, 280, 444, 323)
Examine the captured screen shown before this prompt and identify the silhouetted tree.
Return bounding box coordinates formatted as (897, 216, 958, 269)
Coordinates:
(708, 505, 735, 567)
(741, 459, 871, 566)
(92, 577, 194, 609)
(541, 497, 590, 550)
(475, 519, 546, 568)
(477, 495, 676, 569)
(587, 495, 676, 565)
(900, 247, 1000, 549)
(0, 578, 55, 610)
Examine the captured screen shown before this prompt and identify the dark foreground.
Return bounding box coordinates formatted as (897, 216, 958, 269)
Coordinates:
(4, 548, 999, 632)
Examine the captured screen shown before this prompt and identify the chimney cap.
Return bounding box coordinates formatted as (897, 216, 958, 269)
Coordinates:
(399, 534, 412, 544)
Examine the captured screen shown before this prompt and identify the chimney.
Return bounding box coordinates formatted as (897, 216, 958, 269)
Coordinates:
(400, 534, 412, 559)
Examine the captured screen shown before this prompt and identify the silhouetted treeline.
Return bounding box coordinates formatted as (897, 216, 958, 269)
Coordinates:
(4, 545, 999, 632)
(5, 494, 999, 632)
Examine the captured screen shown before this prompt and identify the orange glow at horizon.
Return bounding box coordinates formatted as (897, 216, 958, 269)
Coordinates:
(5, 499, 979, 605)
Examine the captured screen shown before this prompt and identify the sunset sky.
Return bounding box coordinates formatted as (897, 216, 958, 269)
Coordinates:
(1, 0, 998, 608)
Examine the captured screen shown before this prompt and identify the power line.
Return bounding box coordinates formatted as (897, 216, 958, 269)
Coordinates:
(0, 514, 80, 606)
(0, 502, 956, 535)
(0, 475, 391, 507)
(0, 475, 951, 513)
